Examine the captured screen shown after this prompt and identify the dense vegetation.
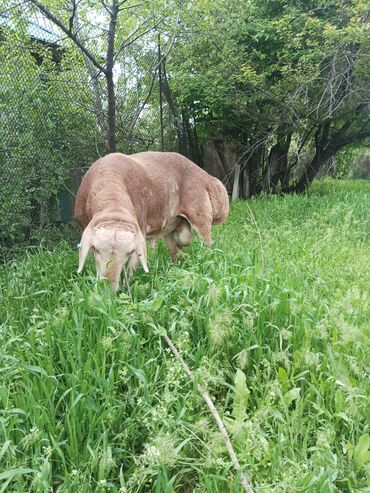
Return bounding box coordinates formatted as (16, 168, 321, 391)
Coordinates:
(170, 0, 370, 194)
(1, 0, 369, 248)
(0, 30, 99, 247)
(1, 180, 369, 492)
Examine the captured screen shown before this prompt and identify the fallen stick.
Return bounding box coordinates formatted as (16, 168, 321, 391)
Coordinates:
(162, 333, 254, 493)
(123, 282, 253, 491)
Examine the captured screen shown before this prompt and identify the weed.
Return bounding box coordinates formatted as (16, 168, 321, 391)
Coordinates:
(0, 179, 369, 492)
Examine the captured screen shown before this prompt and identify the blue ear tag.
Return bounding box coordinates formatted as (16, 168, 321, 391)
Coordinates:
(77, 242, 82, 249)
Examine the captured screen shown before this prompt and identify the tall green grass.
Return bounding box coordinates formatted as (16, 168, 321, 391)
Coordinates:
(0, 179, 369, 492)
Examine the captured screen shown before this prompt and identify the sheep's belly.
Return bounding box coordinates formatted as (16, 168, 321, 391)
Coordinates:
(146, 216, 180, 240)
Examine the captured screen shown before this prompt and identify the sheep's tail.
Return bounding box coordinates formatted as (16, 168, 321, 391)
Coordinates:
(208, 178, 229, 224)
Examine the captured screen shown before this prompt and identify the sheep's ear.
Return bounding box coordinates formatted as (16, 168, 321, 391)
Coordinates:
(78, 224, 93, 273)
(135, 230, 149, 273)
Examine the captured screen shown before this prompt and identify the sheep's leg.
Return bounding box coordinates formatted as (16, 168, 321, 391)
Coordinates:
(180, 194, 213, 247)
(164, 233, 179, 259)
(189, 220, 212, 247)
(128, 251, 139, 273)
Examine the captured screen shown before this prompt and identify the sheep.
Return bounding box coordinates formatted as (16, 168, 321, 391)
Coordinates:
(75, 151, 229, 291)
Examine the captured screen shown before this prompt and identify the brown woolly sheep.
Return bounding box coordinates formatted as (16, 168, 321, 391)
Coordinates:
(75, 151, 229, 291)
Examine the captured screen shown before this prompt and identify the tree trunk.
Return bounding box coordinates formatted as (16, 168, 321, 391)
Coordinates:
(192, 118, 201, 165)
(241, 165, 250, 199)
(75, 14, 108, 146)
(232, 162, 240, 201)
(242, 148, 261, 198)
(236, 145, 262, 199)
(249, 151, 260, 197)
(327, 155, 337, 178)
(266, 132, 292, 193)
(181, 109, 188, 156)
(106, 3, 119, 153)
(161, 65, 183, 152)
(106, 74, 116, 152)
(184, 115, 199, 163)
(158, 32, 164, 151)
(293, 152, 329, 192)
(292, 121, 331, 193)
(212, 132, 229, 177)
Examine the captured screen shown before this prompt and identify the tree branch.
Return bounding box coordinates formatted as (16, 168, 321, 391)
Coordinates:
(162, 330, 254, 493)
(28, 0, 106, 74)
(105, 0, 119, 152)
(114, 14, 167, 61)
(127, 67, 158, 137)
(68, 0, 77, 34)
(118, 1, 145, 11)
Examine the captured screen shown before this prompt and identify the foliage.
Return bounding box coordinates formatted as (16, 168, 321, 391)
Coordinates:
(350, 150, 370, 179)
(0, 0, 182, 250)
(1, 0, 369, 251)
(0, 17, 100, 247)
(166, 0, 370, 193)
(0, 180, 369, 492)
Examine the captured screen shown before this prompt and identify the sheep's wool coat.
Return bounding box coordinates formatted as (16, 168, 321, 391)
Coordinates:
(75, 151, 229, 247)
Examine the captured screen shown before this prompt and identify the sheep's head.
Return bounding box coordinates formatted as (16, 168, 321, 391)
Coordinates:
(77, 222, 148, 291)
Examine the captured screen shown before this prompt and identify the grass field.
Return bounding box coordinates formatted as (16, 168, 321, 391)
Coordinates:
(0, 179, 369, 492)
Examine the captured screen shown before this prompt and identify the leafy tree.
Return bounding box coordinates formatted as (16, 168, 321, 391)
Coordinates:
(165, 0, 370, 195)
(0, 0, 179, 247)
(28, 0, 182, 152)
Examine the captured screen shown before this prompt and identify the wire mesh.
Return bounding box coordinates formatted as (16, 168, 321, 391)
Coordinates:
(0, 5, 169, 257)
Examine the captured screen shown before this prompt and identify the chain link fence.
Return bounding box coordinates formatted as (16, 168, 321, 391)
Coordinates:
(0, 6, 169, 258)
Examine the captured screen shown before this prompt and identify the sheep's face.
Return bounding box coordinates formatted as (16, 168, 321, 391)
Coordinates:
(78, 224, 148, 291)
(92, 227, 135, 287)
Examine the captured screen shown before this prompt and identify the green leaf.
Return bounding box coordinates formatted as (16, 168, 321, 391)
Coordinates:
(129, 366, 147, 386)
(232, 369, 249, 423)
(354, 434, 370, 470)
(284, 387, 301, 406)
(343, 442, 354, 459)
(151, 298, 163, 312)
(334, 389, 344, 412)
(278, 367, 288, 383)
(19, 364, 47, 376)
(0, 468, 37, 481)
(68, 393, 85, 412)
(0, 441, 11, 462)
(335, 412, 352, 423)
(278, 367, 289, 391)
